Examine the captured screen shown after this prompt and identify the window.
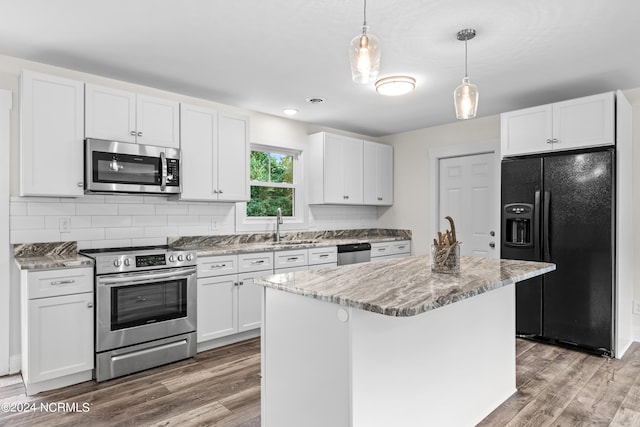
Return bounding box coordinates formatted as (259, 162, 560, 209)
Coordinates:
(248, 149, 295, 217)
(236, 144, 305, 232)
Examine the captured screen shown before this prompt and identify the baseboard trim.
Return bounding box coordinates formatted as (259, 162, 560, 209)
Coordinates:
(633, 326, 640, 344)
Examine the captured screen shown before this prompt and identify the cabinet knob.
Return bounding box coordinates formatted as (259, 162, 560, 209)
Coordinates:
(137, 131, 143, 137)
(377, 197, 383, 201)
(130, 131, 137, 136)
(552, 138, 558, 143)
(489, 242, 496, 248)
(239, 281, 244, 286)
(213, 189, 218, 194)
(489, 231, 495, 237)
(546, 139, 553, 144)
(218, 189, 223, 194)
(77, 182, 84, 187)
(87, 302, 93, 308)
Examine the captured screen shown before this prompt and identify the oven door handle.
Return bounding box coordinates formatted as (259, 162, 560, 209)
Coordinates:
(98, 267, 196, 286)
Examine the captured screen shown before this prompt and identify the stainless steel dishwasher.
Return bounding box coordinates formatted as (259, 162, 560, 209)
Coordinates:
(336, 243, 371, 265)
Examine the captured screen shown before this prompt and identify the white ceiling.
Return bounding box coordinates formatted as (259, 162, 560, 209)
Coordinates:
(1, 0, 639, 137)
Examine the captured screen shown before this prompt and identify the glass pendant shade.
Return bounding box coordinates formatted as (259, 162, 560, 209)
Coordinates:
(350, 27, 380, 84)
(454, 76, 478, 119)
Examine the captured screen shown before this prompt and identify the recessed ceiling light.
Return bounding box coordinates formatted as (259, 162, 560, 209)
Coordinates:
(305, 97, 326, 104)
(375, 76, 416, 96)
(283, 108, 298, 116)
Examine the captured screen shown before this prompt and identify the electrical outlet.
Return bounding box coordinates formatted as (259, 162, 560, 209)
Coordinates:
(634, 300, 640, 315)
(59, 217, 71, 233)
(210, 220, 217, 231)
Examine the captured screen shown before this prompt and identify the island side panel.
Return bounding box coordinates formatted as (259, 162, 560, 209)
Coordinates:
(350, 284, 516, 427)
(262, 288, 351, 427)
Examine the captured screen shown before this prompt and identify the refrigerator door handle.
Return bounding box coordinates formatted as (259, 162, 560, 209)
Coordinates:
(543, 191, 551, 262)
(534, 191, 541, 260)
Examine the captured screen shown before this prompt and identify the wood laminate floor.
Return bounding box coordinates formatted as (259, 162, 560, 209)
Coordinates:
(0, 338, 639, 426)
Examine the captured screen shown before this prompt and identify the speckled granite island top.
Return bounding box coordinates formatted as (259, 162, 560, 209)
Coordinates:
(255, 255, 555, 317)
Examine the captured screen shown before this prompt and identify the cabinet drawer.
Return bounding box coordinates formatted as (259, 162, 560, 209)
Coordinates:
(274, 249, 308, 270)
(308, 246, 337, 266)
(239, 252, 274, 273)
(371, 240, 411, 258)
(25, 267, 93, 299)
(197, 255, 238, 278)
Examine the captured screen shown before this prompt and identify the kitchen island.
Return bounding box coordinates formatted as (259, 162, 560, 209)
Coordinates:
(255, 255, 555, 427)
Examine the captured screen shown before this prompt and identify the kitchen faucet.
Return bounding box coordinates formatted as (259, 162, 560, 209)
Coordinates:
(275, 208, 283, 242)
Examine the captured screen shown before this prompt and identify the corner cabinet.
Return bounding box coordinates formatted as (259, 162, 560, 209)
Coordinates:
(309, 132, 393, 206)
(85, 83, 180, 148)
(180, 104, 249, 201)
(20, 267, 94, 395)
(363, 141, 393, 205)
(309, 132, 363, 204)
(501, 92, 615, 157)
(20, 70, 85, 197)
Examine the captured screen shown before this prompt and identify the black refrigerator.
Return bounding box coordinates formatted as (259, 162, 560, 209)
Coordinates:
(501, 148, 615, 357)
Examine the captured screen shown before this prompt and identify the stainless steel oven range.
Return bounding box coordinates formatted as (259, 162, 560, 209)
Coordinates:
(80, 246, 197, 382)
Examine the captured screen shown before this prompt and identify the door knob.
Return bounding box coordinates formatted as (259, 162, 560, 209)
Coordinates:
(489, 242, 495, 248)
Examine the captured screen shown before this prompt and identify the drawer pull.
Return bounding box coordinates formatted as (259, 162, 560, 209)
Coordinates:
(319, 254, 329, 258)
(398, 246, 406, 250)
(210, 264, 227, 269)
(287, 257, 299, 261)
(378, 248, 386, 252)
(51, 279, 75, 286)
(251, 260, 265, 264)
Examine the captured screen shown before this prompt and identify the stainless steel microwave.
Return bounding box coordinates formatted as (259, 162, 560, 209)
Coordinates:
(85, 138, 181, 194)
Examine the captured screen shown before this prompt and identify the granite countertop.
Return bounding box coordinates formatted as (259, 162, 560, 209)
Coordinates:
(13, 229, 412, 270)
(254, 255, 555, 317)
(13, 242, 94, 271)
(169, 229, 411, 256)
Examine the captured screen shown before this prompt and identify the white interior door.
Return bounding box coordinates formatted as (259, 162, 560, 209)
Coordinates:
(438, 153, 497, 258)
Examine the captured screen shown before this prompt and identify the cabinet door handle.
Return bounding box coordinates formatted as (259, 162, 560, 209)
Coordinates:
(397, 246, 406, 250)
(87, 302, 93, 308)
(213, 189, 219, 194)
(51, 279, 75, 286)
(137, 131, 143, 137)
(130, 130, 137, 136)
(218, 189, 223, 194)
(238, 281, 244, 286)
(378, 248, 386, 252)
(251, 260, 265, 264)
(77, 182, 84, 187)
(546, 138, 553, 144)
(552, 138, 558, 143)
(319, 254, 329, 258)
(377, 197, 383, 201)
(287, 257, 299, 261)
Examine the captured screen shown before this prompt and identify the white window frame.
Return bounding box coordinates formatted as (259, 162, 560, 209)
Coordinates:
(235, 143, 307, 232)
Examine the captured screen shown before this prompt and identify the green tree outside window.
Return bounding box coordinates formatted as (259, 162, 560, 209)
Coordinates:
(248, 150, 295, 217)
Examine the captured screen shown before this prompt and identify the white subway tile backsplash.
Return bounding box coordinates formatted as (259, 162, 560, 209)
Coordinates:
(92, 215, 133, 228)
(119, 204, 156, 216)
(11, 216, 45, 230)
(27, 202, 76, 216)
(10, 195, 380, 247)
(76, 203, 118, 216)
(106, 227, 145, 240)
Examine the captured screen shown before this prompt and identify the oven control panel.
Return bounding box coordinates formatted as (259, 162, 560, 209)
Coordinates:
(84, 248, 197, 275)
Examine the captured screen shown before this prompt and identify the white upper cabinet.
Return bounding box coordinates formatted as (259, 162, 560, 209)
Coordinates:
(309, 132, 364, 205)
(20, 70, 85, 197)
(363, 140, 393, 205)
(501, 92, 615, 157)
(85, 83, 179, 148)
(180, 104, 249, 201)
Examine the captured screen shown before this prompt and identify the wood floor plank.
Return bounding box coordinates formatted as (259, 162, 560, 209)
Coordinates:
(1, 338, 639, 427)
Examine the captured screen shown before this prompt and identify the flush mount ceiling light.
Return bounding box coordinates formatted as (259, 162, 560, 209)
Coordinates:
(349, 0, 381, 84)
(453, 28, 479, 120)
(375, 76, 416, 96)
(282, 108, 298, 116)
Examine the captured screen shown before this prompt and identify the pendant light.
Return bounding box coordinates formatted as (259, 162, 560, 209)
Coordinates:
(349, 0, 380, 84)
(454, 28, 479, 119)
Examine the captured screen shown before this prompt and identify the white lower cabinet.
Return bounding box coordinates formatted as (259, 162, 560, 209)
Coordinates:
(370, 240, 412, 261)
(197, 252, 273, 345)
(308, 246, 338, 269)
(21, 267, 94, 395)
